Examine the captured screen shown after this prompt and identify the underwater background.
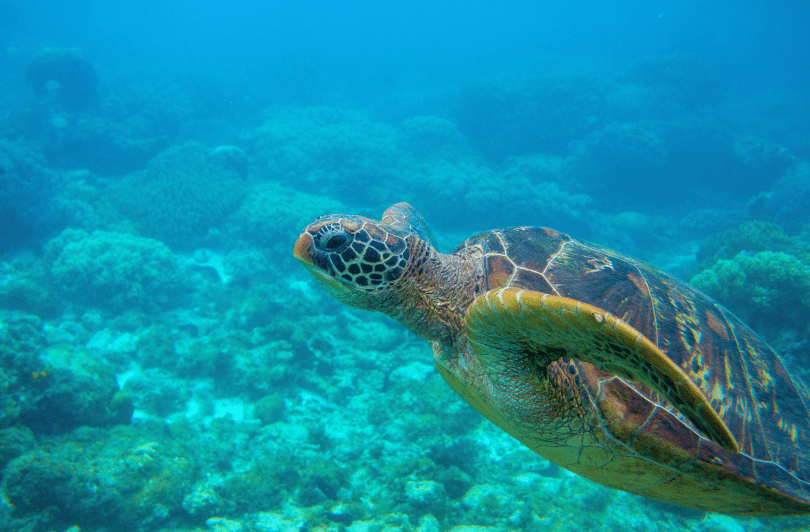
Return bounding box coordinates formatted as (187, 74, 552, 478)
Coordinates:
(1, 1, 809, 531)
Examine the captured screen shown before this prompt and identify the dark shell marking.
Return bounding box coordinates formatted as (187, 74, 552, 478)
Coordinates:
(457, 226, 810, 510)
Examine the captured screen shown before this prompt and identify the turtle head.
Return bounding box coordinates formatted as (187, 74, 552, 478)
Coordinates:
(293, 213, 412, 310)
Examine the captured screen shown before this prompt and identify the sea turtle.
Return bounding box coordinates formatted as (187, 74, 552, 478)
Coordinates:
(293, 202, 810, 515)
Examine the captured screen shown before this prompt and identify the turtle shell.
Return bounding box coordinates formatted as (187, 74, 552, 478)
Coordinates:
(456, 226, 810, 513)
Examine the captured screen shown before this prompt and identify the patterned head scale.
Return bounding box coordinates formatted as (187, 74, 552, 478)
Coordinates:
(294, 213, 412, 307)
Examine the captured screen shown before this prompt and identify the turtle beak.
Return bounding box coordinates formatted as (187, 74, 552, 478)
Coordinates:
(294, 232, 353, 297)
(293, 232, 314, 264)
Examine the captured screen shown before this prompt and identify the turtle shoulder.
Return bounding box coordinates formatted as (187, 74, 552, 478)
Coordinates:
(454, 226, 572, 293)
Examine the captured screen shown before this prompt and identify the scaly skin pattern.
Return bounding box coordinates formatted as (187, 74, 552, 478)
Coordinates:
(295, 206, 810, 515)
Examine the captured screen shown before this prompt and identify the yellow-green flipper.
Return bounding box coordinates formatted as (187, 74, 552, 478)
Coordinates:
(465, 288, 739, 453)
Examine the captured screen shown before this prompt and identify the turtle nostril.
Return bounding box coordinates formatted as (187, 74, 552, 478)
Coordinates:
(321, 232, 349, 251)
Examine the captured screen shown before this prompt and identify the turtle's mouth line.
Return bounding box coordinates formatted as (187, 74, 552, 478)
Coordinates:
(293, 233, 314, 263)
(301, 261, 353, 296)
(294, 233, 353, 295)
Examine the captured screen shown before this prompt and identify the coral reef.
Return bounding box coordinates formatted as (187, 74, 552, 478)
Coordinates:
(253, 393, 287, 425)
(0, 312, 46, 430)
(248, 106, 405, 205)
(0, 310, 129, 435)
(0, 426, 35, 470)
(694, 221, 794, 269)
(21, 344, 130, 433)
(399, 115, 471, 160)
(750, 162, 810, 233)
(207, 145, 249, 179)
(24, 47, 98, 111)
(226, 182, 344, 259)
(217, 454, 300, 513)
(44, 113, 167, 175)
(1, 425, 196, 530)
(691, 250, 810, 338)
(453, 73, 608, 160)
(690, 220, 810, 364)
(0, 256, 51, 314)
(463, 155, 592, 232)
(623, 54, 725, 116)
(2, 36, 810, 532)
(0, 140, 63, 251)
(110, 142, 247, 248)
(246, 106, 596, 233)
(187, 248, 234, 284)
(49, 172, 127, 232)
(44, 228, 185, 311)
(33, 69, 248, 175)
(566, 119, 789, 212)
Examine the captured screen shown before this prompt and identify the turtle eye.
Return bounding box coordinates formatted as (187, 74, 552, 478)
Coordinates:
(319, 230, 351, 252)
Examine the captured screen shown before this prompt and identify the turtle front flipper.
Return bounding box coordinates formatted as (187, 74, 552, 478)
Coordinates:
(465, 288, 740, 453)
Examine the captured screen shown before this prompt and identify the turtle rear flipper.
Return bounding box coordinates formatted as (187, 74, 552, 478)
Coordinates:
(465, 288, 739, 453)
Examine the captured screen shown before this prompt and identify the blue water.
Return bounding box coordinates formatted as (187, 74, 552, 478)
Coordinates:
(0, 1, 809, 531)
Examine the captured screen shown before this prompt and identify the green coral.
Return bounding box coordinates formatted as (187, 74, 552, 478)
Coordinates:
(691, 250, 810, 335)
(464, 155, 591, 231)
(0, 310, 129, 434)
(218, 454, 299, 514)
(111, 142, 246, 248)
(0, 427, 35, 470)
(1, 426, 195, 529)
(253, 393, 287, 425)
(45, 228, 184, 311)
(245, 105, 594, 232)
(0, 312, 47, 430)
(692, 220, 810, 342)
(249, 106, 403, 199)
(695, 221, 794, 269)
(0, 258, 50, 315)
(798, 224, 810, 264)
(247, 107, 481, 216)
(22, 345, 127, 433)
(226, 182, 343, 260)
(229, 339, 296, 397)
